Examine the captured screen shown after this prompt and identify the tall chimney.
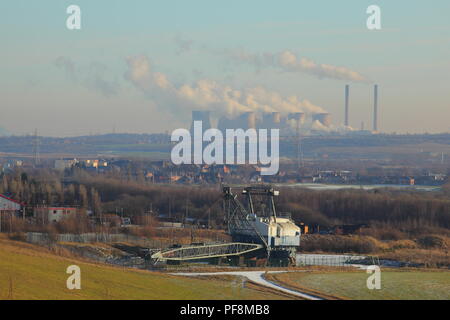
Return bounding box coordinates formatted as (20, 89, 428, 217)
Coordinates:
(373, 85, 378, 131)
(345, 85, 349, 127)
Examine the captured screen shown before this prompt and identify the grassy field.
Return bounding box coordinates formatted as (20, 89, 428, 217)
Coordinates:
(0, 237, 290, 300)
(269, 269, 450, 300)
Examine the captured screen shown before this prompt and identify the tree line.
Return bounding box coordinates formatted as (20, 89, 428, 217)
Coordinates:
(1, 168, 450, 239)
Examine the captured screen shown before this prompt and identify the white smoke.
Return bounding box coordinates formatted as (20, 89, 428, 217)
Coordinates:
(124, 55, 326, 120)
(54, 56, 120, 97)
(225, 49, 369, 83)
(311, 120, 332, 132)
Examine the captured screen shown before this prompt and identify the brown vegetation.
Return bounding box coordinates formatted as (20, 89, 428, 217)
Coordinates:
(300, 234, 450, 267)
(2, 168, 450, 237)
(1, 168, 450, 265)
(300, 235, 379, 254)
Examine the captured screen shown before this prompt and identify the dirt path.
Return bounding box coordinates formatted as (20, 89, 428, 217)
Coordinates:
(172, 271, 323, 300)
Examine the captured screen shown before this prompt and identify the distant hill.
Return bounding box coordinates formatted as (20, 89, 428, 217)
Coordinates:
(1, 132, 450, 160)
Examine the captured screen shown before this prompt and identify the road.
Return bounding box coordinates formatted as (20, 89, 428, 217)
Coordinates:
(172, 271, 323, 300)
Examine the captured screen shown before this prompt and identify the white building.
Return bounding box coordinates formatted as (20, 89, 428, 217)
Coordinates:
(54, 158, 78, 170)
(0, 194, 22, 213)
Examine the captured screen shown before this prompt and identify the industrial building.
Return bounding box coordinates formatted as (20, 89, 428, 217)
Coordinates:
(189, 83, 380, 137)
(190, 110, 212, 133)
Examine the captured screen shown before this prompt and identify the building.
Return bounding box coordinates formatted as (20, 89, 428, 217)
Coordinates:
(33, 207, 79, 223)
(0, 194, 22, 216)
(54, 158, 78, 170)
(84, 159, 108, 168)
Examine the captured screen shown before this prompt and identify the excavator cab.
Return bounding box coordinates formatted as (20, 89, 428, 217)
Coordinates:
(223, 185, 300, 266)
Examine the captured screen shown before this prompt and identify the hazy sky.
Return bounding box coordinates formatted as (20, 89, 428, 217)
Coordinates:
(1, 0, 450, 136)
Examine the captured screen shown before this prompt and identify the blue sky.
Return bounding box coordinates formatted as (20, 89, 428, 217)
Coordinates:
(1, 1, 450, 136)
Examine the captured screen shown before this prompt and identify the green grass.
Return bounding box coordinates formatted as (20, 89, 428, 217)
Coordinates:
(274, 270, 450, 300)
(0, 238, 286, 300)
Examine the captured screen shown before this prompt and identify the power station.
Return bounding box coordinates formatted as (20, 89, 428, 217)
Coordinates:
(188, 84, 380, 136)
(191, 110, 331, 137)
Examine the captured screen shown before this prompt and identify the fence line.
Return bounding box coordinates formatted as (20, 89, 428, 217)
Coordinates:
(296, 254, 370, 267)
(26, 232, 163, 248)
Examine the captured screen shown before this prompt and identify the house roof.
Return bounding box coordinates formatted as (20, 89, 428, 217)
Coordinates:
(0, 194, 23, 205)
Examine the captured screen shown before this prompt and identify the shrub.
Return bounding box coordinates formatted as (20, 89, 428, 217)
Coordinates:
(417, 235, 447, 249)
(300, 235, 378, 254)
(7, 232, 26, 242)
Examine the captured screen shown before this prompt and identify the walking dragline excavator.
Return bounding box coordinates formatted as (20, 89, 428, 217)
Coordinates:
(223, 185, 301, 266)
(150, 185, 300, 266)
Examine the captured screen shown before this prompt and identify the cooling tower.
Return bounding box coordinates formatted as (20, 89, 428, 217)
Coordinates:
(272, 112, 281, 125)
(231, 112, 256, 129)
(313, 113, 332, 127)
(244, 112, 256, 129)
(218, 112, 256, 130)
(261, 112, 282, 129)
(288, 112, 305, 123)
(262, 113, 272, 128)
(288, 112, 305, 132)
(217, 116, 233, 131)
(190, 110, 212, 132)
